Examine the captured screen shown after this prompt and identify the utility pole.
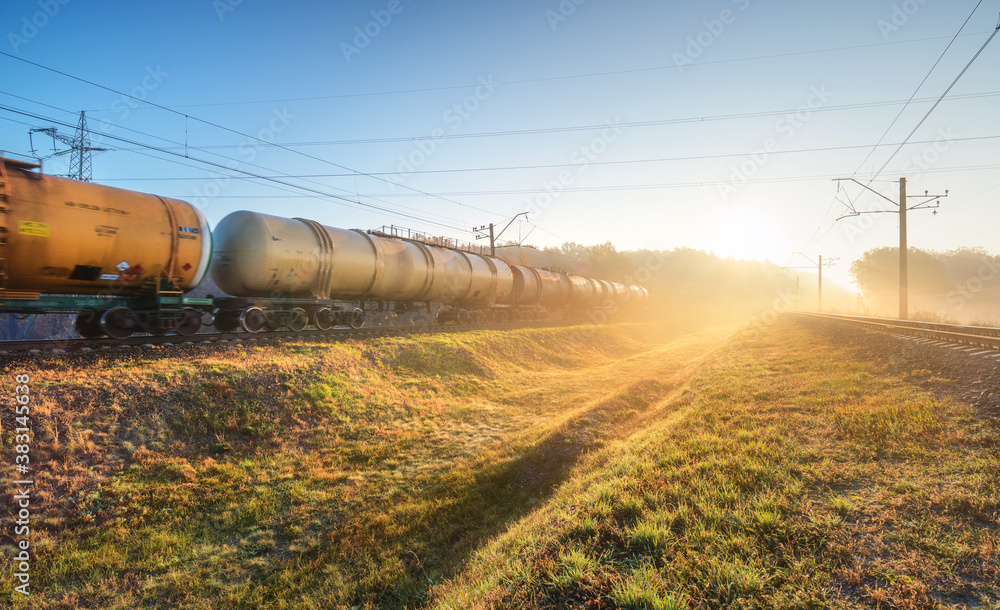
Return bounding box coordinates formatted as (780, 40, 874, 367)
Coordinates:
(819, 255, 824, 311)
(899, 178, 907, 319)
(784, 254, 838, 311)
(474, 212, 527, 257)
(833, 177, 946, 320)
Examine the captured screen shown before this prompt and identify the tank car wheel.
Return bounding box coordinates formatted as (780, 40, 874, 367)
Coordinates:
(313, 307, 335, 331)
(289, 308, 308, 332)
(456, 309, 470, 325)
(176, 307, 203, 337)
(100, 307, 139, 339)
(348, 307, 365, 329)
(75, 309, 105, 338)
(214, 310, 240, 333)
(240, 307, 267, 333)
(475, 310, 487, 325)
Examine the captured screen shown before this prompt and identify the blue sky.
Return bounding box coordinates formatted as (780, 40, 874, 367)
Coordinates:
(1, 0, 997, 288)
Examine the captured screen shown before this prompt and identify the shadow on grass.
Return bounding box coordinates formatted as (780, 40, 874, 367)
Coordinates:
(362, 378, 676, 608)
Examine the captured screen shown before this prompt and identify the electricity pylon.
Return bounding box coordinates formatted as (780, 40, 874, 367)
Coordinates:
(29, 111, 111, 181)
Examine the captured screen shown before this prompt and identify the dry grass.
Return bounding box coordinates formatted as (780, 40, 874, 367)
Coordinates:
(0, 321, 727, 608)
(2, 317, 997, 608)
(432, 320, 1000, 609)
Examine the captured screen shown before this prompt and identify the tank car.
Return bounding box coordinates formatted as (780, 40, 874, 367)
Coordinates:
(209, 211, 517, 332)
(209, 210, 646, 331)
(0, 156, 213, 338)
(0, 155, 650, 340)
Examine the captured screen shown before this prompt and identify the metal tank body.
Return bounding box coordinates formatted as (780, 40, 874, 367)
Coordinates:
(566, 275, 595, 308)
(508, 265, 542, 306)
(609, 281, 629, 303)
(490, 258, 514, 305)
(0, 157, 211, 295)
(629, 285, 646, 303)
(536, 269, 572, 308)
(464, 252, 513, 307)
(594, 279, 613, 307)
(211, 211, 510, 305)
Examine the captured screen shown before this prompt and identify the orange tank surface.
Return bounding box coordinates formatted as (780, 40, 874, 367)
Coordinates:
(0, 157, 211, 296)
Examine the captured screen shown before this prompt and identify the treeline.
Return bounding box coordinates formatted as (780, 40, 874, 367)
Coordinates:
(850, 247, 1000, 323)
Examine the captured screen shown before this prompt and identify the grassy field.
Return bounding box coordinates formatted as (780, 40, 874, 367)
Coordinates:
(1, 318, 998, 608)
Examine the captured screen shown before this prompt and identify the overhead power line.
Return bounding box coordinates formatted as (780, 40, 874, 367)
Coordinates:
(69, 31, 992, 110)
(0, 103, 474, 233)
(0, 96, 482, 227)
(798, 8, 999, 256)
(871, 21, 999, 181)
(94, 134, 1000, 182)
(852, 0, 988, 177)
(0, 50, 492, 222)
(153, 162, 1000, 199)
(97, 91, 1000, 147)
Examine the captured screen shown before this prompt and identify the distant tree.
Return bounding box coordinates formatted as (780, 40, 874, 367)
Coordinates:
(850, 247, 964, 313)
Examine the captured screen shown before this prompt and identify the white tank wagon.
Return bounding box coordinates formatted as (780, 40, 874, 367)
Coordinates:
(209, 211, 515, 331)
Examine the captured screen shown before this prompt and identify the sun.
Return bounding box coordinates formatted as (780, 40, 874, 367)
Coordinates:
(708, 205, 780, 261)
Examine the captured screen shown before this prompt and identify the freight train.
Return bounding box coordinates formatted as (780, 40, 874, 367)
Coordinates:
(0, 156, 648, 339)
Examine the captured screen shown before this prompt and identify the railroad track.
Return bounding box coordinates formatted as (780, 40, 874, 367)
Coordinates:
(795, 312, 1000, 353)
(0, 320, 562, 355)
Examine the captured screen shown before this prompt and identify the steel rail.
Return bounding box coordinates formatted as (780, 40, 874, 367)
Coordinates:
(795, 312, 1000, 352)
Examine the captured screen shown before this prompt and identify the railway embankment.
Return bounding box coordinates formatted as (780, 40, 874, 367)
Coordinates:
(1, 318, 997, 608)
(798, 314, 1000, 420)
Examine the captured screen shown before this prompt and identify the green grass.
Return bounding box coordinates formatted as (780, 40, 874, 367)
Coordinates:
(432, 321, 1000, 609)
(1, 318, 998, 608)
(0, 321, 715, 607)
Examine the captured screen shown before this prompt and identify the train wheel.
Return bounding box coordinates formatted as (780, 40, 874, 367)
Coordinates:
(314, 307, 335, 331)
(349, 307, 365, 329)
(475, 310, 486, 324)
(289, 308, 308, 331)
(75, 309, 104, 338)
(214, 310, 240, 333)
(456, 309, 470, 325)
(240, 307, 267, 333)
(100, 307, 138, 339)
(176, 308, 203, 336)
